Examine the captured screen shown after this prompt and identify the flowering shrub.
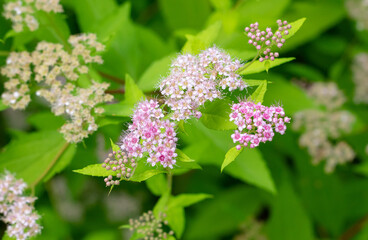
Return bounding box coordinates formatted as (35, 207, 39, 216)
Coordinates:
(0, 1, 367, 240)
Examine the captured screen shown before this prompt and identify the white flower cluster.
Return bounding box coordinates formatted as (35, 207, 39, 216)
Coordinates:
(346, 0, 368, 31)
(3, 0, 63, 32)
(0, 172, 41, 240)
(352, 53, 368, 104)
(293, 82, 355, 173)
(160, 46, 247, 121)
(1, 33, 112, 143)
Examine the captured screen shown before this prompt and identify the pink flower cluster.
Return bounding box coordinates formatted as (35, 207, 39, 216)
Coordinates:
(120, 100, 178, 169)
(245, 20, 292, 62)
(0, 172, 41, 240)
(160, 47, 247, 121)
(230, 101, 290, 149)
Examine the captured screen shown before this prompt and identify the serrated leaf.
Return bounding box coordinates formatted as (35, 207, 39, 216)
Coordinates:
(168, 193, 212, 209)
(221, 147, 243, 172)
(138, 54, 176, 92)
(73, 164, 116, 177)
(200, 99, 237, 130)
(182, 21, 222, 54)
(239, 57, 295, 75)
(250, 80, 267, 103)
(109, 138, 120, 152)
(283, 18, 306, 41)
(125, 74, 145, 105)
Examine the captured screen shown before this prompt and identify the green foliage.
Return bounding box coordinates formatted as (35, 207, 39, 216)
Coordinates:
(239, 58, 295, 75)
(200, 99, 237, 130)
(0, 131, 74, 187)
(250, 80, 267, 103)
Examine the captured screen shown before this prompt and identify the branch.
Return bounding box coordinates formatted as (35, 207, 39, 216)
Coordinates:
(340, 214, 368, 240)
(105, 89, 125, 94)
(98, 71, 125, 85)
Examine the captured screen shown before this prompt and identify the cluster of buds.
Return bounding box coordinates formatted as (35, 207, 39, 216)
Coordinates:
(0, 172, 41, 240)
(351, 53, 368, 104)
(120, 100, 178, 169)
(1, 33, 112, 143)
(346, 0, 368, 30)
(3, 0, 63, 32)
(230, 101, 290, 150)
(293, 82, 356, 173)
(102, 149, 137, 186)
(128, 211, 174, 240)
(245, 20, 291, 62)
(160, 47, 246, 121)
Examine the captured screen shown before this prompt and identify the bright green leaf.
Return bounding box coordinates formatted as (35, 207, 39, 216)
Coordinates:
(168, 193, 212, 209)
(125, 74, 145, 105)
(43, 144, 76, 181)
(182, 21, 222, 54)
(250, 80, 267, 103)
(176, 149, 195, 162)
(283, 18, 306, 40)
(166, 206, 185, 238)
(102, 102, 134, 117)
(146, 174, 168, 196)
(239, 58, 295, 75)
(0, 131, 70, 187)
(73, 164, 115, 177)
(200, 99, 237, 130)
(138, 54, 175, 92)
(27, 112, 64, 130)
(221, 147, 243, 172)
(0, 100, 8, 111)
(109, 138, 120, 152)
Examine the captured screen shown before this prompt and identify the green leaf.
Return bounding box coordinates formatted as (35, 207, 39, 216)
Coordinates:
(0, 131, 70, 187)
(244, 79, 268, 87)
(145, 174, 168, 196)
(27, 112, 64, 130)
(239, 58, 295, 75)
(130, 169, 166, 182)
(166, 206, 185, 238)
(266, 179, 314, 240)
(182, 21, 222, 54)
(181, 121, 276, 193)
(153, 190, 170, 216)
(283, 18, 306, 41)
(168, 193, 212, 209)
(0, 99, 8, 111)
(159, 0, 211, 30)
(186, 186, 264, 239)
(73, 164, 115, 177)
(250, 80, 267, 103)
(125, 74, 145, 105)
(221, 147, 243, 172)
(67, 0, 117, 32)
(34, 12, 70, 44)
(176, 149, 195, 162)
(102, 102, 134, 117)
(138, 54, 175, 92)
(109, 138, 120, 152)
(43, 144, 76, 182)
(200, 99, 237, 130)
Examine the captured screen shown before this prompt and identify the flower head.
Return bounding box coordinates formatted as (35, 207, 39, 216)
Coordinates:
(0, 172, 41, 240)
(160, 47, 246, 121)
(230, 101, 290, 149)
(3, 0, 63, 32)
(120, 100, 178, 169)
